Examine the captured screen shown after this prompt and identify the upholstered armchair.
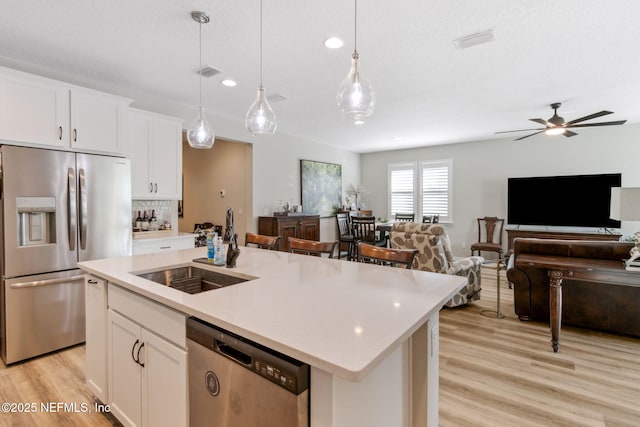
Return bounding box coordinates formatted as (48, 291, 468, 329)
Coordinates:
(390, 222, 483, 307)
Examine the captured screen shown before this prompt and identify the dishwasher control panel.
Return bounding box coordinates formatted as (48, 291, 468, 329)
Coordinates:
(187, 317, 309, 395)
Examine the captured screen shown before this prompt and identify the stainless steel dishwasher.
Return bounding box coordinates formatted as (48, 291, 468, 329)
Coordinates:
(187, 317, 310, 427)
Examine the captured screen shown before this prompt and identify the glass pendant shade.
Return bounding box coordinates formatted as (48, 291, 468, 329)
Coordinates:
(187, 107, 215, 149)
(246, 86, 277, 136)
(337, 51, 375, 121)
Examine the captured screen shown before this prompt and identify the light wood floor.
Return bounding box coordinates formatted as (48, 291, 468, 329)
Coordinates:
(0, 266, 638, 426)
(440, 265, 640, 426)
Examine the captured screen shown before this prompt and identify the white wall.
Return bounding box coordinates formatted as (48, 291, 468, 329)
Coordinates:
(252, 134, 360, 242)
(361, 124, 640, 257)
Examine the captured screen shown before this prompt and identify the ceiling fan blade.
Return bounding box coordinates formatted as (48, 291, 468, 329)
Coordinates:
(567, 120, 627, 128)
(564, 110, 613, 125)
(529, 118, 550, 126)
(514, 130, 545, 141)
(563, 130, 578, 137)
(495, 127, 545, 134)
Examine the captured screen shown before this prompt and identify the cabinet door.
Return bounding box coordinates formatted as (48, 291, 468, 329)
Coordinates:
(128, 110, 153, 198)
(108, 310, 142, 427)
(300, 218, 319, 241)
(278, 219, 299, 252)
(141, 329, 187, 427)
(152, 117, 182, 199)
(85, 275, 108, 403)
(0, 73, 68, 148)
(70, 88, 126, 155)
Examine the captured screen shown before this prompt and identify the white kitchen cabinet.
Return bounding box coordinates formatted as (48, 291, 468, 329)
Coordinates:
(128, 108, 183, 200)
(69, 87, 129, 154)
(132, 234, 195, 255)
(108, 284, 187, 427)
(0, 70, 68, 149)
(85, 275, 108, 403)
(0, 66, 131, 154)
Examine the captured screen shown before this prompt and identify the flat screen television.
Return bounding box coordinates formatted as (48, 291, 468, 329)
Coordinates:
(507, 173, 621, 228)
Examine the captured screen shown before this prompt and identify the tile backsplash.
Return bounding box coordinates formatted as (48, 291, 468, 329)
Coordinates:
(132, 200, 178, 230)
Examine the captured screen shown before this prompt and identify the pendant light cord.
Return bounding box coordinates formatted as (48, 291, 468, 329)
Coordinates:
(354, 0, 358, 53)
(198, 20, 203, 108)
(260, 0, 264, 87)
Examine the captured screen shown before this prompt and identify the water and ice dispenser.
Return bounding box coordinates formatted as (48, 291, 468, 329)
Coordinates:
(16, 196, 56, 246)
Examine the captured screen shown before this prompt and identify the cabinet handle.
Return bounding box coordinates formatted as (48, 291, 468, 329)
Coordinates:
(136, 342, 145, 367)
(73, 128, 77, 142)
(131, 339, 140, 364)
(159, 246, 171, 249)
(58, 126, 63, 140)
(154, 183, 158, 193)
(149, 182, 153, 193)
(87, 279, 98, 284)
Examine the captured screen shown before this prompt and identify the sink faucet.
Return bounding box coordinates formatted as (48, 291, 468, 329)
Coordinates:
(226, 233, 240, 268)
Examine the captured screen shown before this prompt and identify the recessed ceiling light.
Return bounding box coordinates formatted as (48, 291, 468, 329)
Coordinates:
(324, 37, 344, 49)
(393, 136, 402, 141)
(354, 120, 365, 125)
(221, 79, 237, 87)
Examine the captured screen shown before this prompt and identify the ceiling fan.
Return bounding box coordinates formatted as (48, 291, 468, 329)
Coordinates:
(496, 103, 627, 141)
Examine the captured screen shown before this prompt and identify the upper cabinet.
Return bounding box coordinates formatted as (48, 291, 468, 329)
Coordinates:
(69, 87, 129, 154)
(128, 108, 183, 200)
(0, 66, 131, 155)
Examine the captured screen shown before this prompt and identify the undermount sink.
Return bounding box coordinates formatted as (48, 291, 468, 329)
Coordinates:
(136, 265, 254, 294)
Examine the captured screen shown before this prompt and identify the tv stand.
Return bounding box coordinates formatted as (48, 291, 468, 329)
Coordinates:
(507, 229, 621, 252)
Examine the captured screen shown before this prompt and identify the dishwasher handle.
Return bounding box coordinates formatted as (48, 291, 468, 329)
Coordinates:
(215, 340, 253, 367)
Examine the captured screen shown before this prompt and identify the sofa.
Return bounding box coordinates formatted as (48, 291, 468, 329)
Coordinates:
(507, 238, 640, 337)
(390, 222, 483, 307)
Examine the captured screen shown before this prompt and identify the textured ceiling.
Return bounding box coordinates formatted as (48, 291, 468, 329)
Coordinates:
(1, 0, 640, 153)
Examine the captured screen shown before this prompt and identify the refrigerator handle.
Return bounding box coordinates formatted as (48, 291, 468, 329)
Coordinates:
(67, 168, 77, 251)
(79, 168, 88, 250)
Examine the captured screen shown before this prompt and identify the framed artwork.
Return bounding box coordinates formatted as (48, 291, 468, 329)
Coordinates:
(300, 159, 342, 217)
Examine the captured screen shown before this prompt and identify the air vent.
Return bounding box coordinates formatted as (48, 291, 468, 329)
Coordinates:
(267, 94, 287, 103)
(453, 29, 495, 49)
(195, 65, 222, 78)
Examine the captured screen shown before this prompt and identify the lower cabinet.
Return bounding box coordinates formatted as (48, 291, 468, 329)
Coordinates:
(257, 215, 320, 252)
(85, 275, 108, 403)
(107, 284, 187, 427)
(132, 235, 195, 255)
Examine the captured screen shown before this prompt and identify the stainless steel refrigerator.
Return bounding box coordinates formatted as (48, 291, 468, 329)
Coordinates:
(0, 145, 131, 364)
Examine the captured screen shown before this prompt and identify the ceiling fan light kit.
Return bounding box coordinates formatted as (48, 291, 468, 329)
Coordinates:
(496, 102, 627, 141)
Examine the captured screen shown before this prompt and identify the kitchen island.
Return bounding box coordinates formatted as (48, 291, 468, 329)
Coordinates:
(79, 246, 467, 427)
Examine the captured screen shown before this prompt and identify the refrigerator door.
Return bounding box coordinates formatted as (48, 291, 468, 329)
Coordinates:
(0, 146, 78, 277)
(76, 153, 131, 261)
(2, 269, 85, 364)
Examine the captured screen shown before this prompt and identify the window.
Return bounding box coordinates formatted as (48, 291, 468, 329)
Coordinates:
(388, 159, 452, 222)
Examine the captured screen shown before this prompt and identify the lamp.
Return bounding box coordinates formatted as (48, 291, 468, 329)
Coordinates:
(186, 11, 215, 149)
(545, 127, 566, 136)
(336, 0, 375, 122)
(245, 0, 277, 136)
(610, 187, 640, 270)
(610, 188, 640, 221)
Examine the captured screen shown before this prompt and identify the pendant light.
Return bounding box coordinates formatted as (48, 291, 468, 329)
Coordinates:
(186, 11, 215, 149)
(337, 0, 375, 122)
(245, 0, 277, 136)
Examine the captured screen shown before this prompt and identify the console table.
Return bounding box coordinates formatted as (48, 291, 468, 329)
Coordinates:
(514, 254, 637, 352)
(258, 215, 320, 252)
(507, 229, 621, 252)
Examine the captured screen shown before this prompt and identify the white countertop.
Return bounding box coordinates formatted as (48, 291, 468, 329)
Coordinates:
(78, 246, 466, 381)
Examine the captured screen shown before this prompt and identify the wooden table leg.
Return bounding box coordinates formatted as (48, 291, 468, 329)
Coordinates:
(548, 269, 564, 352)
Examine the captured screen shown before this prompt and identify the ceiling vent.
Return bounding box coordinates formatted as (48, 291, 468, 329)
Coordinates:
(267, 94, 287, 103)
(195, 65, 222, 78)
(454, 29, 495, 49)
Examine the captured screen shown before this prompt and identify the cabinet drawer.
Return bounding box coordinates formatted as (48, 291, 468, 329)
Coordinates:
(132, 236, 195, 255)
(108, 284, 186, 348)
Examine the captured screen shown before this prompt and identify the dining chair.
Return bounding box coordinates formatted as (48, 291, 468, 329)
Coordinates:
(357, 242, 418, 269)
(336, 213, 355, 260)
(245, 232, 282, 250)
(470, 216, 505, 317)
(351, 215, 387, 251)
(395, 212, 415, 222)
(288, 237, 338, 258)
(422, 214, 439, 223)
